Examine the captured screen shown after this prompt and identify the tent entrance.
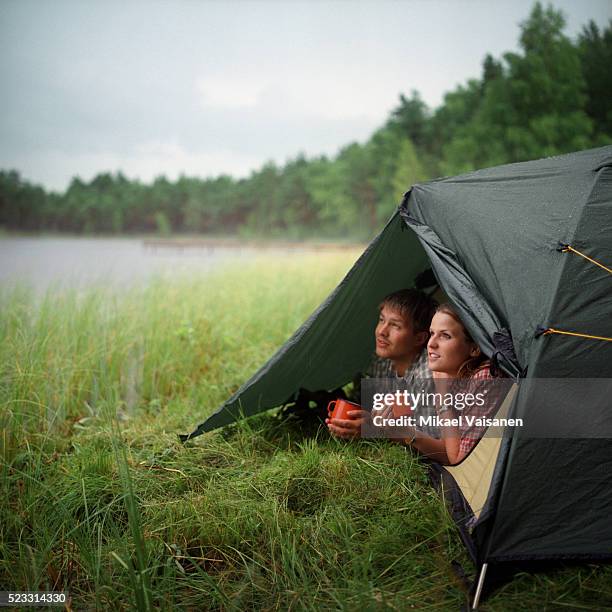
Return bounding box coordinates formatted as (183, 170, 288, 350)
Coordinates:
(181, 211, 432, 438)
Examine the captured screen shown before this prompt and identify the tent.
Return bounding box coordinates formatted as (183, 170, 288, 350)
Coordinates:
(181, 146, 612, 606)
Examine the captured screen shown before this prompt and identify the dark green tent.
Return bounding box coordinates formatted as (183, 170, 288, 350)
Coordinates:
(182, 146, 612, 605)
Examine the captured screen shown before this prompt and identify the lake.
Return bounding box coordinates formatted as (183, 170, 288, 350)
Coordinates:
(0, 236, 316, 292)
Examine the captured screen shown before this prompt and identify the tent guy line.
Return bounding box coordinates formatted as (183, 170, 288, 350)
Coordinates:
(535, 326, 612, 342)
(558, 242, 612, 274)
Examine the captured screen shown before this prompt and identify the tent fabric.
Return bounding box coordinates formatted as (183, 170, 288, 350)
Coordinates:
(405, 146, 612, 371)
(181, 146, 612, 590)
(400, 210, 522, 378)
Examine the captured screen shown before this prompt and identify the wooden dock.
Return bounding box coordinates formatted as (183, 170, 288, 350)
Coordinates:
(142, 238, 364, 252)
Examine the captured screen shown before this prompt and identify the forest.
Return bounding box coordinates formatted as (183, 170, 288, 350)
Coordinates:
(1, 4, 611, 240)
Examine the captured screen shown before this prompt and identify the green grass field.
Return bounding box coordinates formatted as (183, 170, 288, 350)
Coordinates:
(1, 253, 611, 610)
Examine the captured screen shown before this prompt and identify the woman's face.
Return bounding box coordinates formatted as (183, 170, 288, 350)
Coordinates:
(427, 312, 478, 375)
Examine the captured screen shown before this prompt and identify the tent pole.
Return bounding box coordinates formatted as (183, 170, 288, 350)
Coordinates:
(472, 562, 488, 610)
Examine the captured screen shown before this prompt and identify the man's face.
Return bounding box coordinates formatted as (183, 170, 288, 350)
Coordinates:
(375, 305, 425, 362)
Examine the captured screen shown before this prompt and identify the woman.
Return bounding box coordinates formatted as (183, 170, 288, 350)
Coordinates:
(400, 303, 504, 465)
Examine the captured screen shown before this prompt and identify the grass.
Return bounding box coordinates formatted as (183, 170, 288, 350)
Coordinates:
(1, 251, 611, 611)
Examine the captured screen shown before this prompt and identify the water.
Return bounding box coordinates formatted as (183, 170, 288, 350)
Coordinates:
(0, 237, 263, 292)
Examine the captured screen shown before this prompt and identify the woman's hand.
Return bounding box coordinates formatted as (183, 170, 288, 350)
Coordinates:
(326, 409, 370, 439)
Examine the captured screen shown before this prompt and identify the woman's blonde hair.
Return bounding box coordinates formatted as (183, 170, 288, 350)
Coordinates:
(435, 303, 489, 378)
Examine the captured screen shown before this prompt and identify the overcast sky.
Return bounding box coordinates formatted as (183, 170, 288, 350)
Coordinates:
(1, 0, 610, 193)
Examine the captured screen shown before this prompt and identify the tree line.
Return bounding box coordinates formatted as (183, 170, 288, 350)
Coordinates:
(1, 4, 610, 240)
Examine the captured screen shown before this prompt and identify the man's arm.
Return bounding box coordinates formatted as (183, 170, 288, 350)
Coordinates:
(327, 355, 382, 438)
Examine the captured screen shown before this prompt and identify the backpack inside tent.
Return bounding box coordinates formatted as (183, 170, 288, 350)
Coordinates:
(181, 145, 612, 605)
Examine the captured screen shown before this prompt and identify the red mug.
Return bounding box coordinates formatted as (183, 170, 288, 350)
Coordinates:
(327, 398, 362, 421)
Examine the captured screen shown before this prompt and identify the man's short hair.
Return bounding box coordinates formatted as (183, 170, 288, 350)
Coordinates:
(379, 288, 437, 334)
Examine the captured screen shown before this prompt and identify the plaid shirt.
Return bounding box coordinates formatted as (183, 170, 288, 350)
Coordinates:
(454, 365, 506, 459)
(351, 350, 439, 437)
(369, 350, 430, 385)
(350, 350, 431, 401)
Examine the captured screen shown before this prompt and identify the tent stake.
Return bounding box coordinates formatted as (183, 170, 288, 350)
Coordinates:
(472, 563, 488, 610)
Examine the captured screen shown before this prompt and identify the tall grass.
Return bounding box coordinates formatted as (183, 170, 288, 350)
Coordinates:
(1, 251, 611, 610)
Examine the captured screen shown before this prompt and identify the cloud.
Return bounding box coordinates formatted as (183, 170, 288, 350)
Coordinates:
(195, 70, 397, 123)
(285, 73, 398, 122)
(132, 141, 260, 179)
(196, 76, 267, 110)
(0, 143, 263, 192)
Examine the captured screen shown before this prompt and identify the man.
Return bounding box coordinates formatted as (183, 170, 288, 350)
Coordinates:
(326, 288, 436, 439)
